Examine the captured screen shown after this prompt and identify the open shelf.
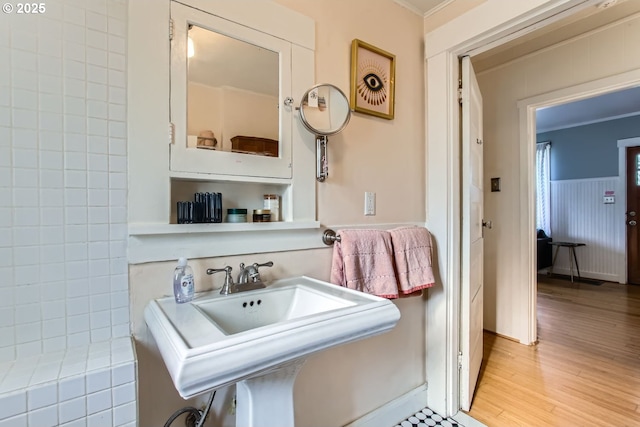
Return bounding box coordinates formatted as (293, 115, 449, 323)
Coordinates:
(129, 221, 320, 236)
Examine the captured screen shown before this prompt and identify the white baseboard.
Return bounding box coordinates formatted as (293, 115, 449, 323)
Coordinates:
(343, 384, 428, 427)
(547, 268, 621, 283)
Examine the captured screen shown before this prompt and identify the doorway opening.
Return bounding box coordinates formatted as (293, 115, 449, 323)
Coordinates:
(425, 0, 640, 418)
(516, 72, 640, 345)
(533, 86, 640, 287)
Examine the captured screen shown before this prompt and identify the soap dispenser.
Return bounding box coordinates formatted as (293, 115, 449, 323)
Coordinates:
(173, 257, 195, 303)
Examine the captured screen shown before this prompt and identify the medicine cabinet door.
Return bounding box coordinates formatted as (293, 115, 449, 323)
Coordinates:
(169, 1, 293, 179)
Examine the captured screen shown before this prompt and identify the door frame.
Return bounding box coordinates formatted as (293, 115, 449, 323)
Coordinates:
(618, 137, 640, 284)
(424, 0, 604, 417)
(518, 70, 640, 341)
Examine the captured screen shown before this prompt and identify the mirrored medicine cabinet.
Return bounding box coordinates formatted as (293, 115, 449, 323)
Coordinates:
(128, 0, 319, 261)
(166, 0, 316, 226)
(170, 1, 295, 179)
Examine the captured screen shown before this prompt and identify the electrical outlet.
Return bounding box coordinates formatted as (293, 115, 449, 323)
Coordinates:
(364, 192, 376, 216)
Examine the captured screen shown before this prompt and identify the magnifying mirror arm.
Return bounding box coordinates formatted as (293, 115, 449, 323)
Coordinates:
(297, 84, 351, 183)
(316, 135, 329, 182)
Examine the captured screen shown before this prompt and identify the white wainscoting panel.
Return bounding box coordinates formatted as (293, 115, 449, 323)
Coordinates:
(550, 177, 624, 282)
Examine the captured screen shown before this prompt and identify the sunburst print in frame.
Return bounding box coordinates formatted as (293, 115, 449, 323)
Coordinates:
(350, 39, 396, 120)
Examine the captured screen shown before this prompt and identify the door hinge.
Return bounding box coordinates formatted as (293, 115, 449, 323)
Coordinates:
(169, 122, 175, 145)
(457, 88, 463, 104)
(169, 19, 174, 41)
(458, 351, 463, 370)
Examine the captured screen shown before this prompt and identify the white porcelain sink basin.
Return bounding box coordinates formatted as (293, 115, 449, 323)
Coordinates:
(144, 276, 401, 400)
(194, 284, 356, 334)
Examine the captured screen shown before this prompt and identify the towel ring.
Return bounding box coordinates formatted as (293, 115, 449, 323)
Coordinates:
(322, 229, 341, 246)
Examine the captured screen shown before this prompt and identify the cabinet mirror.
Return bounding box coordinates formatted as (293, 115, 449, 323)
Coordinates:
(187, 25, 279, 157)
(170, 1, 293, 179)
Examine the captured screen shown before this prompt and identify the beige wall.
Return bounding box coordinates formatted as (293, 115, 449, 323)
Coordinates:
(131, 1, 427, 426)
(276, 0, 426, 226)
(423, 0, 486, 32)
(478, 14, 640, 339)
(187, 82, 223, 143)
(221, 87, 279, 151)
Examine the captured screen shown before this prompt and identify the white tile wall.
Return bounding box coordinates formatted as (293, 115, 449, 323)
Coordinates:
(0, 0, 136, 425)
(0, 0, 129, 359)
(0, 337, 136, 427)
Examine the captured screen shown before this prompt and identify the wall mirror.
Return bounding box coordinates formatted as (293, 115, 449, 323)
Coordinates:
(170, 1, 294, 179)
(299, 84, 351, 181)
(187, 26, 279, 157)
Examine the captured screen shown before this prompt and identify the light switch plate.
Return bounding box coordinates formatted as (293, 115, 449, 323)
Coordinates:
(364, 192, 376, 216)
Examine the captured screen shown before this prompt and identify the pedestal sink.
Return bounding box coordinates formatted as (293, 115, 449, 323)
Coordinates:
(145, 276, 401, 427)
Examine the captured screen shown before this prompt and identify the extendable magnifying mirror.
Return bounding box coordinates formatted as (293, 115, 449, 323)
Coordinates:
(298, 84, 351, 182)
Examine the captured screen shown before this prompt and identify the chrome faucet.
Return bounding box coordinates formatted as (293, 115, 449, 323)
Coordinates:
(237, 261, 274, 285)
(207, 261, 274, 295)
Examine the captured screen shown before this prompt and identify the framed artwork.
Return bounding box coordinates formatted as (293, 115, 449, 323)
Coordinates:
(350, 39, 396, 120)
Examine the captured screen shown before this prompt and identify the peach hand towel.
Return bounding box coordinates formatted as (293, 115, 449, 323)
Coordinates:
(330, 229, 399, 299)
(389, 226, 435, 295)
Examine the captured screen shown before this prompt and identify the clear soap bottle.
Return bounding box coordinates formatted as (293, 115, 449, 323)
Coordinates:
(173, 257, 195, 303)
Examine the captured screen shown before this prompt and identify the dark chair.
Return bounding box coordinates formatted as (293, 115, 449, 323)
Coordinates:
(537, 229, 552, 270)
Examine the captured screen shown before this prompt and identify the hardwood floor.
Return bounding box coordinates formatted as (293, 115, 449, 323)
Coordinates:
(465, 275, 640, 426)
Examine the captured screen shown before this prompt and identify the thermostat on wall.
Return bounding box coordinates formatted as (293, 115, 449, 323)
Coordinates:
(604, 190, 615, 204)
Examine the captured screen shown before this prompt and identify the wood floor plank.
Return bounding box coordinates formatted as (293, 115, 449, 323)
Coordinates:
(555, 383, 640, 423)
(465, 276, 640, 426)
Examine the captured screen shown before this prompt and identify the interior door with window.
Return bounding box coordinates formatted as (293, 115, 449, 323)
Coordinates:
(627, 146, 640, 285)
(460, 55, 484, 411)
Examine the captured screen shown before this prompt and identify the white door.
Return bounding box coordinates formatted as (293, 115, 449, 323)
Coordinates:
(460, 55, 484, 411)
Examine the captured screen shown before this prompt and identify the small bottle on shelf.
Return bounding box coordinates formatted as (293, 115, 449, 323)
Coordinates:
(253, 209, 271, 222)
(226, 208, 248, 223)
(173, 257, 195, 303)
(263, 194, 280, 221)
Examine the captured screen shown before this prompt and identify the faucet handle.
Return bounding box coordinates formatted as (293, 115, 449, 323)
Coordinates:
(206, 266, 235, 295)
(250, 261, 274, 282)
(206, 266, 232, 276)
(253, 261, 274, 269)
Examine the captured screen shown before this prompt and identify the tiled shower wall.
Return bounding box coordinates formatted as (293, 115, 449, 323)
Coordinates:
(0, 0, 129, 361)
(0, 0, 135, 424)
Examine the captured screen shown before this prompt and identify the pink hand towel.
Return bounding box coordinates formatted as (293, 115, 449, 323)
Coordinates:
(389, 226, 435, 295)
(330, 229, 400, 299)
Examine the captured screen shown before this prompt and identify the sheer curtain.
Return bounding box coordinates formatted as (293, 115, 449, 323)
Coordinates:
(536, 141, 551, 236)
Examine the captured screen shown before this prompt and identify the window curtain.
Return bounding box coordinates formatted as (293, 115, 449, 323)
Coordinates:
(536, 141, 551, 236)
